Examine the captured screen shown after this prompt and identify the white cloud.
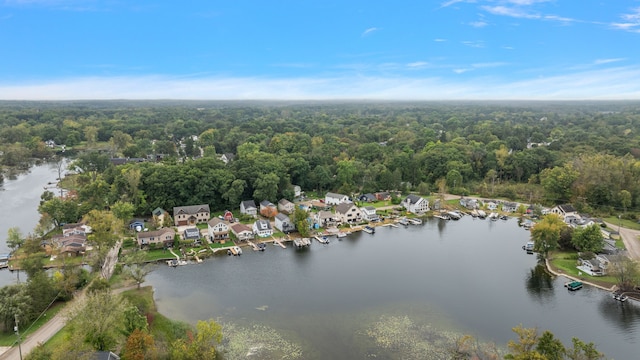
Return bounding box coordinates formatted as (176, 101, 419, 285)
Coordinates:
(469, 20, 488, 27)
(361, 27, 379, 37)
(406, 61, 429, 69)
(439, 0, 475, 8)
(434, 38, 447, 42)
(3, 66, 640, 100)
(482, 5, 540, 19)
(612, 7, 640, 32)
(594, 58, 626, 65)
(461, 40, 485, 48)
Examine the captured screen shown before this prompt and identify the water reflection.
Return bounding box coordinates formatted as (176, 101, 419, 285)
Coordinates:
(598, 294, 640, 337)
(526, 264, 555, 303)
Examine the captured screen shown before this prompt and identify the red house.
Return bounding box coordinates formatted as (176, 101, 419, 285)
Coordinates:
(223, 210, 234, 222)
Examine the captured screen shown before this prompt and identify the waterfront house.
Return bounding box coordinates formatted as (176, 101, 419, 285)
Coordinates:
(173, 204, 210, 226)
(336, 203, 363, 224)
(325, 192, 350, 206)
(460, 198, 478, 209)
(502, 202, 518, 213)
(360, 206, 380, 222)
(253, 219, 273, 237)
(316, 210, 338, 228)
(183, 227, 201, 241)
(137, 228, 175, 248)
(274, 213, 296, 233)
(550, 204, 578, 222)
(486, 201, 498, 211)
(240, 200, 258, 217)
(51, 233, 87, 256)
(577, 258, 604, 276)
(260, 200, 278, 218)
(230, 223, 254, 241)
(401, 195, 429, 214)
(207, 218, 230, 243)
(278, 199, 295, 214)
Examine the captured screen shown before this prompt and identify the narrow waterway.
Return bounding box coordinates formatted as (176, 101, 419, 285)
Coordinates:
(0, 161, 63, 286)
(147, 218, 640, 359)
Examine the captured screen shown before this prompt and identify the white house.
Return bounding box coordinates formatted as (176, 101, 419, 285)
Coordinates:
(293, 185, 302, 198)
(360, 206, 380, 222)
(230, 223, 254, 241)
(550, 204, 578, 222)
(278, 199, 295, 214)
(274, 213, 295, 233)
(335, 203, 362, 224)
(253, 219, 273, 238)
(316, 210, 338, 228)
(207, 217, 230, 243)
(240, 200, 258, 216)
(325, 192, 350, 206)
(401, 195, 429, 214)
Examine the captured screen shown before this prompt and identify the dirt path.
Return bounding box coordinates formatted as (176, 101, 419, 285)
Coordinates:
(604, 221, 640, 260)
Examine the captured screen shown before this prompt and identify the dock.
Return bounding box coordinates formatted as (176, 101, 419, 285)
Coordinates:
(384, 223, 399, 228)
(293, 238, 312, 247)
(227, 246, 243, 256)
(247, 240, 260, 251)
(272, 237, 287, 248)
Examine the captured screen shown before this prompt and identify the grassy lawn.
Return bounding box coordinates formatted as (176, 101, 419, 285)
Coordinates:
(0, 301, 66, 346)
(549, 251, 617, 288)
(145, 249, 178, 262)
(603, 216, 640, 231)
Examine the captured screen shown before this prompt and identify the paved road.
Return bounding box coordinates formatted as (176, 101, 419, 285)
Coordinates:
(604, 221, 640, 260)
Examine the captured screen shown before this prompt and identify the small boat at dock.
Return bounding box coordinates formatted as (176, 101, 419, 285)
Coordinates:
(363, 226, 375, 234)
(227, 246, 243, 256)
(398, 218, 409, 226)
(447, 211, 462, 220)
(409, 218, 422, 225)
(294, 238, 312, 247)
(337, 232, 349, 239)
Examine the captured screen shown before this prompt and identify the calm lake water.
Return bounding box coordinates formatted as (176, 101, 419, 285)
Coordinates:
(0, 161, 63, 286)
(147, 218, 640, 359)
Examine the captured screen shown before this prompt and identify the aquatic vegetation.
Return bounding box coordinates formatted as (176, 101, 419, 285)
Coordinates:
(219, 323, 303, 360)
(363, 315, 502, 360)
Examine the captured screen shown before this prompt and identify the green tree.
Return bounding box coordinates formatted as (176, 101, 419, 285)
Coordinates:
(253, 172, 279, 203)
(111, 201, 135, 225)
(536, 330, 565, 360)
(170, 319, 223, 360)
(123, 250, 152, 290)
(6, 227, 25, 253)
(504, 324, 545, 360)
(530, 214, 566, 258)
(571, 224, 604, 253)
(123, 305, 148, 335)
(609, 255, 640, 291)
(67, 290, 128, 351)
(293, 207, 311, 237)
(565, 337, 604, 360)
(618, 189, 632, 213)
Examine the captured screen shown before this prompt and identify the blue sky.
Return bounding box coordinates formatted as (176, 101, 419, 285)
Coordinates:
(1, 0, 640, 100)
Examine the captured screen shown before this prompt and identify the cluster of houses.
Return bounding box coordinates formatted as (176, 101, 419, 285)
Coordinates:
(133, 190, 432, 249)
(47, 223, 93, 257)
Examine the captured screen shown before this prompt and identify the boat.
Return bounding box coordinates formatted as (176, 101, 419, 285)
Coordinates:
(433, 213, 450, 220)
(337, 232, 348, 239)
(489, 212, 499, 221)
(227, 246, 243, 256)
(447, 211, 461, 220)
(409, 218, 422, 225)
(363, 226, 375, 234)
(564, 281, 583, 291)
(477, 210, 486, 219)
(613, 293, 629, 302)
(522, 241, 534, 253)
(398, 218, 409, 226)
(500, 215, 509, 220)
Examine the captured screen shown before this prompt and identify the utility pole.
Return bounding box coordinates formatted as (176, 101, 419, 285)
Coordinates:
(14, 314, 23, 360)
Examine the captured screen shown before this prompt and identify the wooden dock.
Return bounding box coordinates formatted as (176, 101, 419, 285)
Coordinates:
(247, 240, 260, 251)
(272, 237, 287, 248)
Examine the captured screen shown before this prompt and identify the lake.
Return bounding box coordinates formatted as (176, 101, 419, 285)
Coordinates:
(147, 218, 640, 359)
(0, 161, 63, 286)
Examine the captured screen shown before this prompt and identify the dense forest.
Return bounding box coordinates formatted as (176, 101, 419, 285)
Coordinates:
(1, 100, 640, 223)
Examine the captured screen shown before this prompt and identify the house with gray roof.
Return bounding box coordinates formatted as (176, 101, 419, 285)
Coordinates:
(137, 228, 175, 248)
(274, 213, 295, 233)
(173, 204, 210, 226)
(325, 192, 350, 206)
(253, 219, 273, 237)
(402, 195, 429, 214)
(278, 199, 295, 214)
(207, 217, 230, 243)
(240, 200, 258, 216)
(336, 203, 362, 224)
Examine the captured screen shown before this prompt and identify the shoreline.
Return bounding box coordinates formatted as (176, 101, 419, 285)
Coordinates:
(544, 258, 616, 292)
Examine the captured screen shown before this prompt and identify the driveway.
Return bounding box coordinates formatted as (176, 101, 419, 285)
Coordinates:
(604, 221, 640, 260)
